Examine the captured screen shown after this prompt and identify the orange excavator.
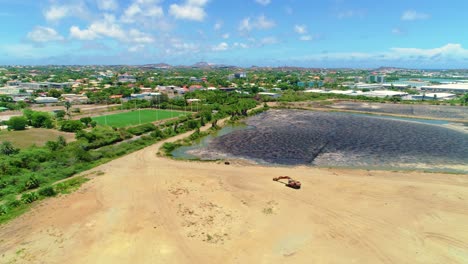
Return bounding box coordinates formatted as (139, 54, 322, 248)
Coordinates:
(273, 176, 301, 189)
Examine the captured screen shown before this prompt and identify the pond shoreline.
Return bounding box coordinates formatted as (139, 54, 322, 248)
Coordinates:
(171, 107, 468, 174)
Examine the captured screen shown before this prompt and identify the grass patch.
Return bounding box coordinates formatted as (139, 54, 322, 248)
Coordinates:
(92, 109, 187, 127)
(0, 177, 89, 225)
(55, 177, 89, 194)
(0, 128, 75, 149)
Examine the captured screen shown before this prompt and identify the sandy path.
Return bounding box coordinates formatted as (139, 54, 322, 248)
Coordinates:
(1, 126, 468, 263)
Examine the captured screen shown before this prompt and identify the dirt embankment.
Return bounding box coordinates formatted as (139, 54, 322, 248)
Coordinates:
(1, 112, 468, 263)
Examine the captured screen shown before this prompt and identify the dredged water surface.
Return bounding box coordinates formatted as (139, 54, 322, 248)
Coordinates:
(185, 110, 468, 172)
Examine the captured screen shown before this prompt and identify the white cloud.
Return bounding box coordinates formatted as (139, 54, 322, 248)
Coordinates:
(128, 29, 155, 43)
(162, 37, 201, 55)
(70, 14, 153, 44)
(260, 36, 278, 45)
(129, 44, 145, 52)
(294, 44, 468, 63)
(239, 18, 252, 31)
(121, 1, 164, 23)
(187, 0, 209, 5)
(27, 26, 64, 42)
(299, 35, 312, 41)
(214, 21, 223, 30)
(222, 33, 230, 39)
(44, 3, 88, 22)
(255, 0, 271, 6)
(294, 24, 307, 34)
(169, 0, 209, 21)
(390, 43, 468, 58)
(391, 28, 405, 35)
(44, 5, 70, 21)
(70, 26, 99, 40)
(212, 42, 229, 51)
(239, 15, 275, 32)
(256, 15, 275, 29)
(233, 42, 248, 48)
(96, 0, 118, 11)
(124, 3, 141, 19)
(147, 6, 164, 17)
(401, 10, 430, 21)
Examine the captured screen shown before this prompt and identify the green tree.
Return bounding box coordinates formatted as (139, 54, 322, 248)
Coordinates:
(60, 120, 85, 132)
(31, 111, 53, 128)
(7, 116, 28, 130)
(79, 117, 93, 127)
(48, 89, 62, 98)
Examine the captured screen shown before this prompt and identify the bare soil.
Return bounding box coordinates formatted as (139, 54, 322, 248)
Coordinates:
(1, 124, 468, 263)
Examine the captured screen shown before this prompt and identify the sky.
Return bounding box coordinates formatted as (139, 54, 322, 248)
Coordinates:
(1, 0, 468, 68)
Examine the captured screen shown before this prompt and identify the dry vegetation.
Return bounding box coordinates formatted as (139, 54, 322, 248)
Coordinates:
(0, 128, 75, 149)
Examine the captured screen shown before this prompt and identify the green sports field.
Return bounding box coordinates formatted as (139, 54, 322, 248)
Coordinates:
(92, 109, 187, 127)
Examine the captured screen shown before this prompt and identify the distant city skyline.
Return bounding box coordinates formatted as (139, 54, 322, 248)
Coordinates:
(1, 0, 468, 68)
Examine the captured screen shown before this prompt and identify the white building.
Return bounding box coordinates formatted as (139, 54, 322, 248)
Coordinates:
(362, 90, 408, 98)
(258, 92, 280, 99)
(35, 97, 59, 104)
(420, 83, 468, 94)
(351, 83, 384, 90)
(382, 83, 411, 89)
(118, 74, 137, 83)
(411, 93, 457, 101)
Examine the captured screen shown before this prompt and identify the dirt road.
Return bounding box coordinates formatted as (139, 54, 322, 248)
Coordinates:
(1, 129, 468, 263)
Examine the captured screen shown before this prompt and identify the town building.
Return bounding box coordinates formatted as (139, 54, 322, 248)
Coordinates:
(410, 93, 457, 101)
(420, 83, 468, 94)
(258, 92, 280, 99)
(35, 97, 59, 104)
(118, 74, 137, 83)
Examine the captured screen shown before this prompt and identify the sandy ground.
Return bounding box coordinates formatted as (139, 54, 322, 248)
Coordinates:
(1, 126, 468, 263)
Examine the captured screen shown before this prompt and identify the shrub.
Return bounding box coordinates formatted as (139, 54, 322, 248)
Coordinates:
(24, 176, 40, 190)
(79, 117, 92, 126)
(0, 205, 8, 215)
(7, 116, 28, 130)
(186, 120, 200, 130)
(0, 141, 19, 156)
(54, 110, 66, 119)
(162, 142, 180, 153)
(127, 123, 156, 136)
(6, 199, 22, 208)
(21, 192, 39, 204)
(150, 128, 164, 139)
(38, 186, 56, 197)
(60, 120, 85, 132)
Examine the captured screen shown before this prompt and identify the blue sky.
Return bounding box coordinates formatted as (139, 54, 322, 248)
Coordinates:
(1, 0, 468, 68)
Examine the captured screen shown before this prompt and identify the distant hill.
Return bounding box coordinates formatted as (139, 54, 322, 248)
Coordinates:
(140, 63, 172, 69)
(192, 61, 211, 68)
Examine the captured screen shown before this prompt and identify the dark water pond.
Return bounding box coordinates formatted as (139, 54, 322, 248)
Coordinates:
(172, 110, 468, 173)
